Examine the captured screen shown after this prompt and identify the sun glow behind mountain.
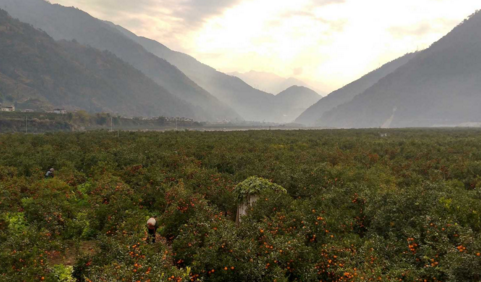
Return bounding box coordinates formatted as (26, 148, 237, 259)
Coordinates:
(50, 0, 481, 92)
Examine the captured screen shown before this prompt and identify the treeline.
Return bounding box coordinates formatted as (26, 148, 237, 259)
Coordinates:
(0, 111, 202, 133)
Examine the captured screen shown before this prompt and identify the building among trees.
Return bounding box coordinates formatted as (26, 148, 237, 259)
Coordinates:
(53, 108, 67, 114)
(0, 106, 15, 112)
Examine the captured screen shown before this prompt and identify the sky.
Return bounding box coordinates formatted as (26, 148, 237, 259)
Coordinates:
(49, 0, 481, 93)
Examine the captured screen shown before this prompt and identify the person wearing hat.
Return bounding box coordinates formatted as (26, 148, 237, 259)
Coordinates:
(146, 216, 158, 244)
(45, 168, 55, 179)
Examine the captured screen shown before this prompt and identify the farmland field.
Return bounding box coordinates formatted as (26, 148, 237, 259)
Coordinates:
(1, 130, 481, 281)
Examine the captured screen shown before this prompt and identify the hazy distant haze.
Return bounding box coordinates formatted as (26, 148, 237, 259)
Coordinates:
(48, 0, 481, 92)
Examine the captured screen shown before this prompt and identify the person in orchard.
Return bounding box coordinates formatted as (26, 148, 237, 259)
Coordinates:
(146, 216, 158, 244)
(45, 168, 55, 179)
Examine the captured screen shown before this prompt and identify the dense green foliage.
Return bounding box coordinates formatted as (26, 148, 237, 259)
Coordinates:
(1, 129, 481, 281)
(234, 177, 287, 202)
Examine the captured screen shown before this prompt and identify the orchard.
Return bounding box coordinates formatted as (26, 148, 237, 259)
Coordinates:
(0, 129, 480, 281)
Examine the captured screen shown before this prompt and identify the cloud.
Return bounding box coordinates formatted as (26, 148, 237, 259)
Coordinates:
(60, 0, 242, 27)
(62, 0, 158, 15)
(172, 0, 243, 26)
(389, 23, 435, 38)
(388, 19, 460, 38)
(306, 0, 346, 8)
(51, 0, 243, 51)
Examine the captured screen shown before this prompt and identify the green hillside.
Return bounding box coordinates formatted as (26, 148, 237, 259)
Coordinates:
(0, 9, 209, 120)
(296, 53, 416, 125)
(320, 11, 481, 128)
(0, 0, 240, 122)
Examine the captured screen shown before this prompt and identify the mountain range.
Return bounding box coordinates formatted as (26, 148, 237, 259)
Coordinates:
(108, 24, 287, 122)
(3, 0, 480, 128)
(1, 0, 323, 123)
(0, 0, 239, 122)
(315, 11, 481, 128)
(0, 9, 206, 119)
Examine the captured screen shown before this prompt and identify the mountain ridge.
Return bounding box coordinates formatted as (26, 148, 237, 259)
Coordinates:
(0, 0, 240, 121)
(318, 10, 481, 128)
(296, 52, 417, 125)
(0, 9, 208, 119)
(108, 22, 300, 122)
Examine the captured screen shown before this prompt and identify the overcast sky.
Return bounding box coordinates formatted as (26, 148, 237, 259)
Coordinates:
(50, 0, 481, 92)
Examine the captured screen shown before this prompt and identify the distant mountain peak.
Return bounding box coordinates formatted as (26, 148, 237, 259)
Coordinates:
(230, 70, 324, 96)
(273, 86, 321, 123)
(283, 85, 313, 91)
(277, 85, 320, 97)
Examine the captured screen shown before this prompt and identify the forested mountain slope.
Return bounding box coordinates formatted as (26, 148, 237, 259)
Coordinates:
(319, 11, 481, 128)
(273, 86, 321, 123)
(0, 9, 207, 119)
(0, 0, 240, 121)
(296, 53, 417, 125)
